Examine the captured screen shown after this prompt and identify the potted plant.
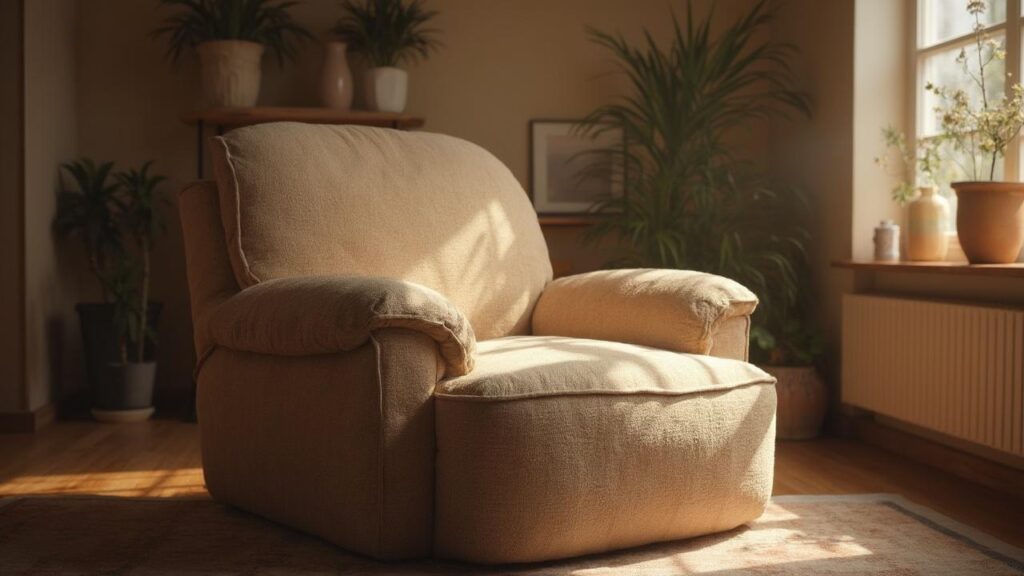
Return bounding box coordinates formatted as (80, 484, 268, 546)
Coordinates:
(153, 0, 312, 108)
(876, 126, 951, 261)
(332, 0, 441, 113)
(750, 310, 827, 440)
(55, 159, 168, 422)
(925, 0, 1024, 263)
(578, 1, 822, 437)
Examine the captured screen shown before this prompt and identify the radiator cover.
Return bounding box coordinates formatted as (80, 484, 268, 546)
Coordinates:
(842, 294, 1024, 458)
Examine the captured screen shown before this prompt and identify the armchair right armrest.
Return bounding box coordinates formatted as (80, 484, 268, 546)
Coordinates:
(532, 269, 758, 360)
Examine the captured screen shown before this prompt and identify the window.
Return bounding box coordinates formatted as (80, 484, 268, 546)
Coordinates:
(914, 0, 1021, 216)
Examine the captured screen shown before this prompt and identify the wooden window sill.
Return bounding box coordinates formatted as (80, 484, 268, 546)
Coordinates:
(832, 259, 1024, 279)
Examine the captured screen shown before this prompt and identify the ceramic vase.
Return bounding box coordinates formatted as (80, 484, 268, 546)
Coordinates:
(906, 186, 950, 261)
(320, 41, 354, 110)
(952, 181, 1024, 264)
(365, 66, 408, 113)
(197, 40, 264, 108)
(762, 365, 827, 440)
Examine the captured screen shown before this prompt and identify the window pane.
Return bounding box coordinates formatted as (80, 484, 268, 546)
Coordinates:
(920, 0, 1006, 47)
(920, 35, 1005, 137)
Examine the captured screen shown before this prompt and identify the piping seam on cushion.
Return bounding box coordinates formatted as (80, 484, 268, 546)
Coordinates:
(215, 136, 261, 287)
(433, 377, 776, 402)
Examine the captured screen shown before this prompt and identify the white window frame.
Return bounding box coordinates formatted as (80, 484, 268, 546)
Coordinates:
(911, 0, 1023, 184)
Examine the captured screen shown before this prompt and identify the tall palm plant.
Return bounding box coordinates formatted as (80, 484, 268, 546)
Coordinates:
(579, 0, 814, 362)
(55, 159, 124, 301)
(116, 162, 168, 363)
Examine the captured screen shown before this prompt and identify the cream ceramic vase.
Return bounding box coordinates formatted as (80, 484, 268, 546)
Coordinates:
(365, 66, 408, 113)
(952, 181, 1024, 264)
(320, 41, 354, 110)
(196, 40, 264, 108)
(906, 186, 950, 261)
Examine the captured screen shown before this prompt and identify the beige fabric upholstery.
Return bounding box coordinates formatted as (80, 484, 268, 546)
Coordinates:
(206, 275, 475, 376)
(434, 336, 777, 564)
(180, 125, 774, 565)
(178, 181, 240, 357)
(532, 268, 758, 356)
(211, 123, 552, 339)
(199, 329, 440, 560)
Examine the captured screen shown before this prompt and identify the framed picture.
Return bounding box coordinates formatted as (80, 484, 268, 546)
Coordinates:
(529, 120, 623, 215)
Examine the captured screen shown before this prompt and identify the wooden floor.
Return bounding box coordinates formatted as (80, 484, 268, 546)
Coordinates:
(1, 420, 1023, 548)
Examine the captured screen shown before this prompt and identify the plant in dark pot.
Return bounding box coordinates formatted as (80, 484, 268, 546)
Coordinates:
(56, 159, 168, 422)
(153, 0, 312, 108)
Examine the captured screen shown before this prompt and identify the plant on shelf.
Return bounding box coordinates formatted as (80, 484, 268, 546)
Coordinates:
(55, 158, 169, 422)
(153, 0, 312, 107)
(333, 0, 442, 113)
(923, 0, 1024, 263)
(579, 0, 826, 438)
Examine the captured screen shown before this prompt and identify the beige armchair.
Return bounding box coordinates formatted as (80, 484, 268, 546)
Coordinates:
(179, 123, 776, 564)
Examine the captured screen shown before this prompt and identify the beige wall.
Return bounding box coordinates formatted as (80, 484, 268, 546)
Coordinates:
(75, 0, 765, 395)
(0, 1, 25, 412)
(24, 0, 80, 411)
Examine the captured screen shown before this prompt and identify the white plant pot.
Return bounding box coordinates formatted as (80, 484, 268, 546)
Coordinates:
(365, 66, 408, 113)
(320, 41, 354, 110)
(197, 40, 264, 108)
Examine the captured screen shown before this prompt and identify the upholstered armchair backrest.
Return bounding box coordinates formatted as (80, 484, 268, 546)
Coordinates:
(207, 123, 553, 340)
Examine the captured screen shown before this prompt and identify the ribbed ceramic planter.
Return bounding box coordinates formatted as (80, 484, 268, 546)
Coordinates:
(197, 40, 264, 108)
(761, 365, 827, 440)
(952, 181, 1024, 264)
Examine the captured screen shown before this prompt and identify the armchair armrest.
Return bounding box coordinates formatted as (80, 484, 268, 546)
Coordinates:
(532, 269, 757, 357)
(206, 275, 476, 376)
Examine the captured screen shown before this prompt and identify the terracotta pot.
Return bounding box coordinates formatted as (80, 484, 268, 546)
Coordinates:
(952, 181, 1024, 264)
(760, 365, 827, 440)
(197, 40, 264, 108)
(906, 186, 950, 261)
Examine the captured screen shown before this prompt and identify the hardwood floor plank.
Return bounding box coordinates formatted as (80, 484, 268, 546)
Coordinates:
(1, 421, 1021, 547)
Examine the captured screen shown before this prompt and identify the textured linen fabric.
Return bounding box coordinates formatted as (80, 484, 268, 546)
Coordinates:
(178, 181, 241, 357)
(707, 315, 752, 361)
(211, 123, 552, 339)
(532, 269, 758, 355)
(206, 275, 476, 376)
(434, 336, 777, 564)
(198, 329, 440, 560)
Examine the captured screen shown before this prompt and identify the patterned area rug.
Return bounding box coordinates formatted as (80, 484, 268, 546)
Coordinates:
(0, 494, 1021, 575)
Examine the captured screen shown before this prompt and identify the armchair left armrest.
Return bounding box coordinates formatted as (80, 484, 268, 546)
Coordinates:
(531, 269, 758, 361)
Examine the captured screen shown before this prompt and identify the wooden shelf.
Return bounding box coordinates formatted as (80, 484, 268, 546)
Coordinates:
(181, 107, 425, 130)
(832, 259, 1024, 279)
(537, 215, 595, 227)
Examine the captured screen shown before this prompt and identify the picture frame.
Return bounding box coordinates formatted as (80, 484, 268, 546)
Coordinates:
(528, 119, 623, 215)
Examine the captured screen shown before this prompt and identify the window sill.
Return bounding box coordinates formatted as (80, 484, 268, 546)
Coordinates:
(832, 259, 1024, 279)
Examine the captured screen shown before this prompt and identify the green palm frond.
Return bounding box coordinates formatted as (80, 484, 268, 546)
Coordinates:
(579, 0, 819, 365)
(332, 0, 442, 67)
(152, 0, 312, 66)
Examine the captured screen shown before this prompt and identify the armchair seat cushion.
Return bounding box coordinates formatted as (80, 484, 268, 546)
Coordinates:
(433, 336, 777, 564)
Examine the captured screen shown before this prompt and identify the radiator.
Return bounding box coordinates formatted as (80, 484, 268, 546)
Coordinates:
(842, 294, 1024, 457)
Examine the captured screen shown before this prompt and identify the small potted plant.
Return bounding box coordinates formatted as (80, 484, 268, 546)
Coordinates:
(153, 0, 312, 108)
(925, 0, 1024, 263)
(55, 159, 168, 422)
(876, 126, 951, 261)
(332, 0, 442, 113)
